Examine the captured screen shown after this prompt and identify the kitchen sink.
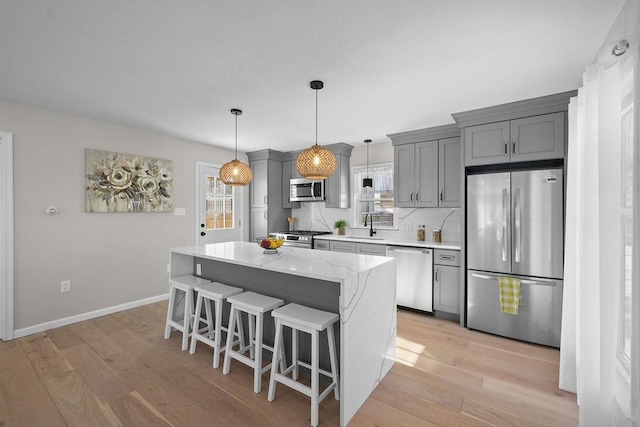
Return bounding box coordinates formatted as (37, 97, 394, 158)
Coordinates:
(346, 236, 386, 240)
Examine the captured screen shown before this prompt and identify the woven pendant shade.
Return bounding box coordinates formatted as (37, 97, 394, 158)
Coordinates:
(296, 145, 337, 180)
(220, 108, 252, 186)
(296, 80, 337, 180)
(220, 159, 253, 186)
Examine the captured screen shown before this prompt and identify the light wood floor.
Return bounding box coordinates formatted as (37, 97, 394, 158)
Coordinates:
(0, 302, 578, 426)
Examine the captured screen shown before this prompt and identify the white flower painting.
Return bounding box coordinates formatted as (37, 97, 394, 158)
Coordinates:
(85, 149, 173, 213)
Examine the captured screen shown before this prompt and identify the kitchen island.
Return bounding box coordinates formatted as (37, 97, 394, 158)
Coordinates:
(169, 241, 396, 426)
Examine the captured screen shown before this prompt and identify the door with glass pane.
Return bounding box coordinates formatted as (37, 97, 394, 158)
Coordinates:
(197, 163, 243, 244)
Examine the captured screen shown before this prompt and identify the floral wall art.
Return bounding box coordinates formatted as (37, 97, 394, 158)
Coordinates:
(85, 149, 173, 213)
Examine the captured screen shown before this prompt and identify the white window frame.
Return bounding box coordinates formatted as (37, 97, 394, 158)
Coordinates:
(351, 162, 397, 230)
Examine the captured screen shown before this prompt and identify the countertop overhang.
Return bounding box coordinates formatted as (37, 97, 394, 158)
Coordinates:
(171, 241, 394, 283)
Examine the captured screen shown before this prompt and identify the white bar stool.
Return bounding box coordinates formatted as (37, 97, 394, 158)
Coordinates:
(267, 303, 339, 427)
(189, 282, 244, 368)
(164, 275, 211, 351)
(222, 291, 285, 393)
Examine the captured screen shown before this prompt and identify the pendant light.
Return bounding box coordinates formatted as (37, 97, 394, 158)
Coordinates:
(220, 108, 253, 186)
(362, 139, 373, 188)
(296, 80, 337, 180)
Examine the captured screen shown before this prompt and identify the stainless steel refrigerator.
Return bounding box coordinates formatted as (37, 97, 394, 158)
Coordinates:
(466, 168, 564, 347)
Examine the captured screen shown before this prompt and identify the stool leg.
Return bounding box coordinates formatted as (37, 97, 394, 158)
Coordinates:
(278, 332, 286, 374)
(292, 328, 299, 380)
(267, 317, 282, 402)
(204, 297, 214, 336)
(327, 324, 340, 400)
(212, 297, 223, 369)
(181, 289, 193, 351)
(253, 313, 264, 393)
(164, 286, 177, 339)
(248, 313, 255, 359)
(235, 308, 246, 351)
(189, 292, 204, 354)
(311, 330, 319, 427)
(222, 305, 237, 375)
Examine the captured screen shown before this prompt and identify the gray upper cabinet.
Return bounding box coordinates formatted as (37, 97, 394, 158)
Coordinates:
(251, 159, 269, 207)
(390, 124, 461, 208)
(462, 112, 566, 166)
(281, 160, 301, 209)
(394, 141, 438, 208)
(438, 137, 461, 207)
(414, 141, 439, 207)
(247, 150, 288, 241)
(325, 144, 353, 209)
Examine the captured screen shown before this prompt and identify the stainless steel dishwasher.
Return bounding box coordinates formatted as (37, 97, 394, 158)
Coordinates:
(386, 246, 433, 312)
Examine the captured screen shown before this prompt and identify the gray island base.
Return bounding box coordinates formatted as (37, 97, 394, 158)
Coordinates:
(170, 241, 397, 426)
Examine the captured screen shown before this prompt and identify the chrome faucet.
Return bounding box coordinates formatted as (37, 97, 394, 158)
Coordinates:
(364, 213, 376, 237)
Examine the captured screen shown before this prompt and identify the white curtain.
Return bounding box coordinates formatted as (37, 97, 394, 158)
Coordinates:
(560, 0, 640, 425)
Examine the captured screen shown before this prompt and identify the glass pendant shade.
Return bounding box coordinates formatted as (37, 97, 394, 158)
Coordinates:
(296, 80, 337, 180)
(220, 108, 252, 186)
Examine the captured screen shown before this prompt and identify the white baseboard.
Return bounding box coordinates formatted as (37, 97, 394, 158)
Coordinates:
(13, 293, 169, 339)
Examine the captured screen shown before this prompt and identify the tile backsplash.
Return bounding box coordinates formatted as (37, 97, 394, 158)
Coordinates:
(291, 202, 462, 243)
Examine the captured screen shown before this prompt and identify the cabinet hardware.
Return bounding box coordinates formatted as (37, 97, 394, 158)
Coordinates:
(434, 270, 438, 282)
(264, 195, 268, 204)
(415, 192, 418, 202)
(410, 192, 413, 202)
(264, 211, 268, 219)
(439, 255, 455, 261)
(512, 140, 516, 156)
(504, 141, 508, 156)
(440, 191, 444, 202)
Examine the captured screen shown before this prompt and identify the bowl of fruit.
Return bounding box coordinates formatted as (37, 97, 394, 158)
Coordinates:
(257, 236, 284, 254)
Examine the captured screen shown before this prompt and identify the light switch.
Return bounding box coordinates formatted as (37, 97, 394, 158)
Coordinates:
(174, 208, 186, 216)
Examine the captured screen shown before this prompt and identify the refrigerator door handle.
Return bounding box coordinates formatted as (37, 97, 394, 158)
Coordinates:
(514, 188, 521, 263)
(502, 188, 508, 262)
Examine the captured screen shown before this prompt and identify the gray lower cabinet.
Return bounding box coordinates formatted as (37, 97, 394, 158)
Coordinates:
(433, 249, 460, 315)
(314, 240, 330, 250)
(250, 208, 268, 242)
(464, 112, 565, 166)
(355, 243, 386, 256)
(329, 241, 356, 253)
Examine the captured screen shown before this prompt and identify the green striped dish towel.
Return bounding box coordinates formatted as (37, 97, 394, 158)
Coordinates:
(499, 277, 521, 315)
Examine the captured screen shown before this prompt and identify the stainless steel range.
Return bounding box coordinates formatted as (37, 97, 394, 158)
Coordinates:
(269, 230, 332, 249)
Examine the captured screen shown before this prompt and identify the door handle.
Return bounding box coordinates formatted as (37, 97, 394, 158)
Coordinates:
(502, 188, 508, 262)
(200, 223, 205, 228)
(514, 188, 521, 263)
(200, 232, 206, 236)
(440, 191, 443, 202)
(410, 192, 413, 202)
(504, 141, 508, 156)
(434, 270, 438, 282)
(415, 192, 418, 202)
(512, 140, 516, 156)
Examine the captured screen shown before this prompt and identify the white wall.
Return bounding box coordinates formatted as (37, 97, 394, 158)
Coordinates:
(292, 140, 462, 243)
(0, 101, 249, 330)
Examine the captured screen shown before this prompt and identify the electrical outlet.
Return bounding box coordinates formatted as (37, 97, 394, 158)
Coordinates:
(196, 263, 202, 275)
(166, 264, 171, 273)
(60, 280, 71, 292)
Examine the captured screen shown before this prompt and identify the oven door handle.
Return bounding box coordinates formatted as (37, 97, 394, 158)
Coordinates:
(282, 242, 310, 249)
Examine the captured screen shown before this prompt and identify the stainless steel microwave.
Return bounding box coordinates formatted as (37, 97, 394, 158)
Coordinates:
(290, 178, 325, 202)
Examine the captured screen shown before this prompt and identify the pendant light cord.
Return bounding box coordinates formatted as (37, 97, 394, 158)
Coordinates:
(235, 113, 238, 160)
(315, 89, 318, 146)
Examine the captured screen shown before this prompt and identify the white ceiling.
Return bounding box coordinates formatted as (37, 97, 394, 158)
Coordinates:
(0, 0, 623, 152)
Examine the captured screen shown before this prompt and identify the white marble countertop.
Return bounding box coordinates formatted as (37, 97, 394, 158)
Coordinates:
(314, 234, 461, 251)
(171, 241, 394, 283)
